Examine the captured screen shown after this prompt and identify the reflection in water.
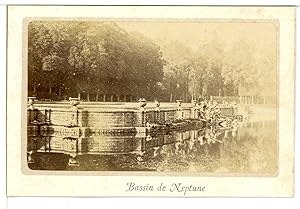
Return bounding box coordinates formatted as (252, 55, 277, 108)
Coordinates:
(28, 119, 277, 173)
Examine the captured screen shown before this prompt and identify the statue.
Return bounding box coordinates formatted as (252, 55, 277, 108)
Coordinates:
(176, 99, 183, 110)
(154, 100, 160, 111)
(138, 98, 147, 111)
(27, 97, 36, 110)
(66, 97, 80, 127)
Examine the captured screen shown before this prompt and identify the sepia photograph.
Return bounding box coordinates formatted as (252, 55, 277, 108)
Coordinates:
(26, 20, 278, 173)
(6, 5, 295, 197)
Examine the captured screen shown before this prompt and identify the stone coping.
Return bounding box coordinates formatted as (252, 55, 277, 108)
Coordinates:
(28, 107, 193, 113)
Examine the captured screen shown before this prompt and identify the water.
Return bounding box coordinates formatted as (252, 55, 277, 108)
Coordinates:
(28, 117, 277, 174)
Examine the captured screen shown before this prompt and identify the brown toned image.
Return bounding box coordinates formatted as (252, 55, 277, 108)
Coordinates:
(6, 6, 294, 197)
(26, 19, 278, 174)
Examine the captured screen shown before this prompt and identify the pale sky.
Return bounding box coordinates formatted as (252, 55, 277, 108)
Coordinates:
(117, 21, 277, 54)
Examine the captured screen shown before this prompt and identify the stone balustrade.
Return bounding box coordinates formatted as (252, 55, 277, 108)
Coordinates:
(27, 99, 238, 129)
(26, 97, 238, 165)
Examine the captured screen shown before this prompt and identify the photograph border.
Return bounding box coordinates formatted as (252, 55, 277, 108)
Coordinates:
(6, 5, 295, 197)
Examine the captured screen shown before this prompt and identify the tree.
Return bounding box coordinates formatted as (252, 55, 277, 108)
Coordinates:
(28, 21, 165, 100)
(28, 22, 70, 98)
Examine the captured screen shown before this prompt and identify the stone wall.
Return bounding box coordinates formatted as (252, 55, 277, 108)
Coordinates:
(28, 105, 238, 128)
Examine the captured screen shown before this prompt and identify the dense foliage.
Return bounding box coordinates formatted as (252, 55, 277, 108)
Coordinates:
(28, 21, 164, 100)
(28, 21, 276, 102)
(159, 39, 276, 102)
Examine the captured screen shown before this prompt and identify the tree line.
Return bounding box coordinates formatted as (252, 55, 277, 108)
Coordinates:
(28, 21, 276, 102)
(28, 21, 164, 101)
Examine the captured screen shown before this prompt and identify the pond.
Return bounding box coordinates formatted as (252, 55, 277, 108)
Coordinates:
(28, 114, 277, 174)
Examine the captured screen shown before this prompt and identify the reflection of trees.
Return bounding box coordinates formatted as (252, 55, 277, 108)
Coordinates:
(30, 121, 277, 172)
(218, 122, 277, 173)
(135, 121, 276, 173)
(135, 125, 227, 172)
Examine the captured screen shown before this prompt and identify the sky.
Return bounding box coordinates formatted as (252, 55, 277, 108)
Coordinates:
(117, 21, 277, 54)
